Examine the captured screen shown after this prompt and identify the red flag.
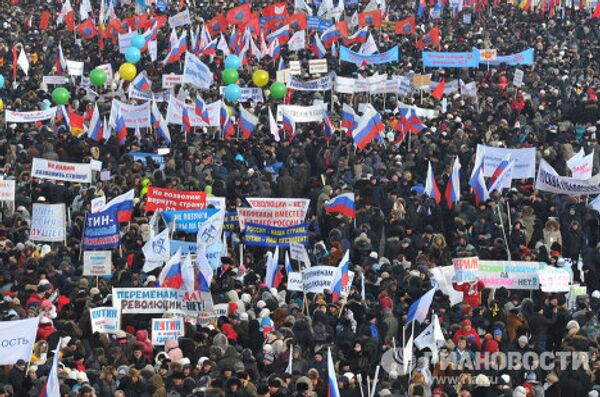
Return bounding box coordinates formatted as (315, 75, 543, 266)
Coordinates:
(396, 16, 415, 34)
(155, 15, 168, 30)
(286, 13, 307, 31)
(358, 10, 382, 27)
(588, 88, 597, 102)
(244, 13, 261, 36)
(431, 79, 445, 100)
(263, 18, 286, 35)
(65, 12, 75, 32)
(98, 20, 104, 51)
(262, 2, 289, 17)
(77, 19, 98, 39)
(335, 20, 349, 38)
(227, 3, 252, 26)
(206, 13, 227, 36)
(40, 11, 51, 30)
(416, 26, 440, 48)
(12, 44, 17, 81)
(126, 14, 149, 31)
(104, 19, 124, 41)
(593, 0, 600, 17)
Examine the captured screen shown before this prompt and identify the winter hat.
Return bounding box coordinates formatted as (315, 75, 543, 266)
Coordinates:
(592, 290, 600, 299)
(513, 386, 527, 397)
(475, 374, 491, 387)
(589, 391, 599, 397)
(518, 335, 528, 344)
(567, 320, 580, 336)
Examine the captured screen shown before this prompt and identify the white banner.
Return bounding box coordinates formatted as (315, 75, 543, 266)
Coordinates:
(475, 144, 536, 179)
(118, 31, 137, 53)
(301, 266, 354, 294)
(537, 267, 570, 292)
(43, 76, 68, 85)
(536, 159, 600, 196)
(218, 87, 264, 102)
(83, 250, 112, 276)
(151, 318, 185, 345)
(309, 59, 328, 74)
(109, 99, 151, 128)
(0, 318, 38, 365)
(66, 60, 84, 76)
(287, 271, 303, 291)
(288, 75, 332, 91)
(166, 96, 220, 127)
(30, 203, 66, 242)
(429, 265, 463, 306)
(182, 52, 213, 90)
(6, 107, 57, 123)
(112, 288, 215, 315)
(162, 74, 182, 89)
(129, 87, 171, 102)
(169, 9, 191, 28)
(0, 180, 15, 202)
(89, 307, 120, 334)
(31, 158, 92, 183)
(276, 104, 326, 122)
(567, 150, 594, 180)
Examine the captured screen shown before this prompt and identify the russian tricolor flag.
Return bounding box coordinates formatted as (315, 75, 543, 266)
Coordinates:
(182, 106, 191, 133)
(87, 104, 106, 142)
(265, 247, 283, 289)
(327, 348, 341, 397)
(321, 25, 341, 48)
(104, 189, 134, 223)
(238, 105, 259, 139)
(40, 339, 62, 397)
(341, 103, 358, 131)
(311, 34, 326, 58)
(424, 161, 441, 204)
(151, 101, 171, 145)
(267, 24, 290, 45)
(488, 154, 514, 193)
(352, 106, 384, 150)
(344, 27, 368, 46)
(196, 244, 213, 292)
(115, 110, 127, 146)
(324, 112, 335, 142)
(326, 192, 355, 218)
(159, 250, 184, 289)
(469, 157, 489, 205)
(444, 156, 461, 208)
(195, 97, 210, 124)
(221, 104, 235, 139)
(131, 72, 151, 91)
(329, 249, 350, 303)
(283, 111, 296, 142)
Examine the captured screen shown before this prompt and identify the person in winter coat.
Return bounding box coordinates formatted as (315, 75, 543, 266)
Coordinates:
(135, 330, 154, 362)
(452, 279, 486, 308)
(36, 317, 55, 340)
(543, 373, 561, 397)
(8, 360, 26, 397)
(527, 304, 557, 352)
(543, 219, 562, 252)
(453, 319, 482, 350)
(164, 338, 183, 363)
(93, 366, 118, 397)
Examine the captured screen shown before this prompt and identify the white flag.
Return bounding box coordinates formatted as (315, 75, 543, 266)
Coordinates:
(318, 0, 334, 18)
(45, 338, 62, 397)
(288, 31, 306, 52)
(181, 253, 195, 291)
(148, 210, 161, 240)
(286, 345, 294, 374)
(403, 332, 413, 374)
(0, 318, 38, 365)
(197, 210, 225, 246)
(148, 40, 157, 62)
(57, 0, 73, 25)
(142, 227, 170, 272)
(269, 107, 280, 142)
(79, 0, 93, 20)
(567, 148, 594, 180)
(217, 34, 231, 57)
(359, 33, 378, 55)
(295, 0, 313, 14)
(17, 48, 29, 76)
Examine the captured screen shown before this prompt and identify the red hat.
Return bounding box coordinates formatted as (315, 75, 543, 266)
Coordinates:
(463, 319, 472, 326)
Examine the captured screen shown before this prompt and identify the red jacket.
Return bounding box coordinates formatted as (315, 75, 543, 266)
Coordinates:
(452, 327, 482, 349)
(452, 281, 485, 307)
(37, 323, 55, 341)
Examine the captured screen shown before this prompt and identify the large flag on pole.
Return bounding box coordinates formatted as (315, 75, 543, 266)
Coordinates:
(406, 287, 436, 324)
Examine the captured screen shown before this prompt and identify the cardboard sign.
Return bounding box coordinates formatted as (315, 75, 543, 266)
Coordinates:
(301, 266, 354, 294)
(287, 271, 304, 291)
(513, 69, 524, 87)
(83, 250, 112, 276)
(162, 74, 183, 89)
(151, 318, 185, 345)
(412, 74, 431, 88)
(452, 257, 479, 282)
(89, 307, 120, 334)
(309, 59, 328, 74)
(289, 61, 302, 75)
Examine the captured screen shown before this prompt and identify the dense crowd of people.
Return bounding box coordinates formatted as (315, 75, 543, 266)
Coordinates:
(1, 0, 600, 396)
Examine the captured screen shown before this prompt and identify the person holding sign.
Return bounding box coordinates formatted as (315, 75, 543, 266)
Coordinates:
(452, 277, 486, 307)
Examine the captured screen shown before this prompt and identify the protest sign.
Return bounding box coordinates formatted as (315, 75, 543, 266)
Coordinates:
(109, 99, 151, 128)
(290, 242, 311, 266)
(429, 266, 463, 306)
(309, 59, 328, 74)
(82, 207, 121, 249)
(289, 61, 302, 75)
(151, 318, 185, 345)
(287, 272, 304, 291)
(224, 211, 239, 231)
(166, 96, 220, 127)
(91, 196, 105, 214)
(535, 159, 600, 196)
(412, 74, 431, 88)
(479, 49, 497, 62)
(90, 159, 102, 172)
(43, 76, 68, 85)
(339, 45, 399, 65)
(0, 318, 38, 365)
(476, 48, 534, 66)
(463, 13, 471, 24)
(276, 104, 326, 122)
(513, 69, 524, 87)
(112, 288, 215, 315)
(66, 60, 84, 76)
(452, 257, 479, 282)
(288, 75, 333, 91)
(32, 158, 92, 183)
(244, 223, 309, 247)
(6, 107, 57, 123)
(474, 145, 536, 179)
(30, 203, 66, 242)
(537, 267, 570, 292)
(247, 198, 310, 212)
(569, 285, 587, 309)
(422, 51, 480, 68)
(0, 180, 15, 202)
(83, 250, 112, 276)
(169, 240, 197, 256)
(128, 152, 166, 169)
(307, 16, 333, 32)
(129, 87, 171, 102)
(162, 74, 183, 88)
(89, 307, 120, 334)
(237, 208, 307, 230)
(218, 87, 264, 102)
(478, 260, 545, 290)
(301, 266, 354, 294)
(161, 208, 220, 233)
(169, 9, 191, 28)
(118, 31, 136, 53)
(146, 187, 207, 212)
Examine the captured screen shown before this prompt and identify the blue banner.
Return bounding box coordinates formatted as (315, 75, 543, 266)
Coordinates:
(162, 208, 219, 233)
(344, 0, 359, 6)
(475, 48, 534, 66)
(422, 50, 480, 68)
(224, 211, 239, 231)
(128, 152, 165, 169)
(339, 46, 399, 65)
(307, 16, 333, 33)
(82, 207, 121, 249)
(244, 223, 309, 247)
(170, 240, 197, 256)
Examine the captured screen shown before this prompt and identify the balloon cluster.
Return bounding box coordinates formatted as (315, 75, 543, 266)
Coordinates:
(222, 55, 287, 102)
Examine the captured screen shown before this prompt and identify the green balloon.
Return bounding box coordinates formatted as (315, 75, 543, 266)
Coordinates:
(51, 87, 70, 105)
(90, 68, 107, 87)
(270, 82, 287, 100)
(222, 68, 239, 85)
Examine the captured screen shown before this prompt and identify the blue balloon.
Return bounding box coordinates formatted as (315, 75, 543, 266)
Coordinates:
(0, 75, 5, 89)
(224, 84, 242, 102)
(125, 47, 141, 63)
(224, 55, 242, 70)
(131, 34, 146, 49)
